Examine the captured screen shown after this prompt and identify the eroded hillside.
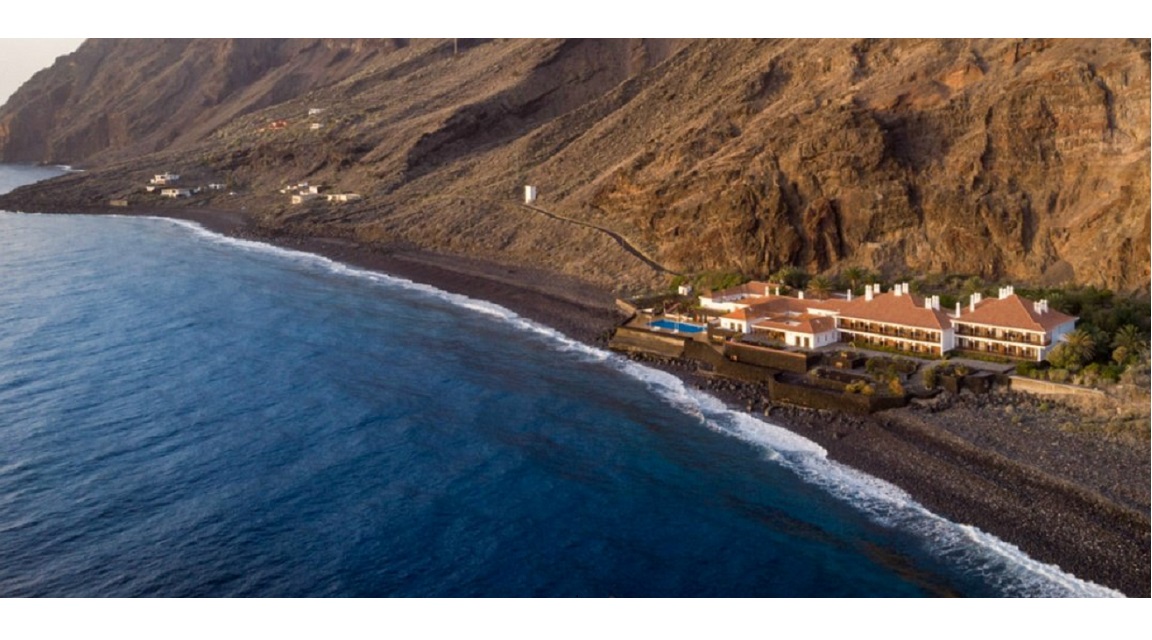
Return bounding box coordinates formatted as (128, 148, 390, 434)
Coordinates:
(1, 38, 1147, 294)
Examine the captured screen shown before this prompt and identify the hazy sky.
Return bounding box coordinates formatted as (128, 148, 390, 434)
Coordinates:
(0, 39, 85, 107)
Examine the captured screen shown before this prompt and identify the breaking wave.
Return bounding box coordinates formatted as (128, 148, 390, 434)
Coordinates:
(156, 215, 1121, 598)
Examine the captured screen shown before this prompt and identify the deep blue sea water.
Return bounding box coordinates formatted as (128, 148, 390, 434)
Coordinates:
(0, 165, 1118, 597)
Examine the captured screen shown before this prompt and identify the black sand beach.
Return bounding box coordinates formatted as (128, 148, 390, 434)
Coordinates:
(16, 206, 1152, 597)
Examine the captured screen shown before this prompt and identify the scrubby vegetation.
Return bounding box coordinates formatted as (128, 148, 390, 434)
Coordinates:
(670, 271, 746, 294)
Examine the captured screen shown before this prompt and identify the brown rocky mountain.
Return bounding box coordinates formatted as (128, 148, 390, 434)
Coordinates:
(1, 38, 1148, 294)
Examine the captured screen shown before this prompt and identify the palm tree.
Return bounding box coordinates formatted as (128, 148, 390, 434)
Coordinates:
(772, 266, 809, 291)
(1054, 329, 1097, 371)
(841, 266, 866, 293)
(960, 276, 984, 299)
(1111, 324, 1148, 366)
(1112, 324, 1148, 354)
(807, 276, 833, 300)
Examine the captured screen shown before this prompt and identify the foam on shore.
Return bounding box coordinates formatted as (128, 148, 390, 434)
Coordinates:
(156, 214, 1123, 597)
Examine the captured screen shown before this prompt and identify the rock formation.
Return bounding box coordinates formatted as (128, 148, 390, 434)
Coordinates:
(1, 38, 1147, 293)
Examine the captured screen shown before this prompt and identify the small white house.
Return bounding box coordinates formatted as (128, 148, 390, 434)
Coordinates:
(677, 284, 693, 297)
(309, 123, 322, 130)
(150, 172, 180, 185)
(326, 193, 363, 203)
(291, 193, 319, 204)
(524, 185, 537, 204)
(308, 107, 325, 116)
(161, 187, 191, 198)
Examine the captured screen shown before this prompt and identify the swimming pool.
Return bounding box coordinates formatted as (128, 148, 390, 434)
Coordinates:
(648, 319, 706, 333)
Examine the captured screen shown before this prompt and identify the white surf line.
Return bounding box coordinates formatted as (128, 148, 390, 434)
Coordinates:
(152, 214, 1122, 598)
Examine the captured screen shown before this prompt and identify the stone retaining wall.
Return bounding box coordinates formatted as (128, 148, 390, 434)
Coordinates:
(1008, 376, 1107, 399)
(684, 340, 726, 368)
(608, 326, 688, 358)
(610, 326, 908, 413)
(724, 342, 816, 374)
(614, 298, 638, 317)
(767, 375, 907, 414)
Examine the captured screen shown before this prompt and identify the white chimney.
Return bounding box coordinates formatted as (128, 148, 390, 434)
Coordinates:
(798, 290, 805, 300)
(865, 285, 874, 302)
(924, 297, 933, 310)
(903, 282, 911, 295)
(1041, 299, 1049, 313)
(847, 289, 852, 301)
(955, 302, 961, 317)
(894, 284, 901, 297)
(932, 295, 940, 311)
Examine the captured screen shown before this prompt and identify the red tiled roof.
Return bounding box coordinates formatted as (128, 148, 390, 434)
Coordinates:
(708, 281, 779, 300)
(721, 308, 755, 321)
(956, 294, 1077, 332)
(722, 295, 840, 335)
(836, 291, 953, 330)
(802, 297, 851, 314)
(752, 315, 837, 334)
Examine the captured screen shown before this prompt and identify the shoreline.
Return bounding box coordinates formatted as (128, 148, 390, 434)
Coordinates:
(8, 205, 1150, 597)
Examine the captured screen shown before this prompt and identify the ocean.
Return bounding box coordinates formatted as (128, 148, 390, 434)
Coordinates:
(0, 164, 1118, 597)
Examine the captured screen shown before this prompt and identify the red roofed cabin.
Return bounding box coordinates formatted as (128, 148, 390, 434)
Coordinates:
(952, 286, 1078, 361)
(834, 283, 955, 357)
(717, 294, 844, 349)
(698, 281, 782, 313)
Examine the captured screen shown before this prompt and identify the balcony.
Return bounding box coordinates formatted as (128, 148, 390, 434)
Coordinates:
(954, 324, 1048, 346)
(836, 320, 940, 344)
(955, 337, 1040, 361)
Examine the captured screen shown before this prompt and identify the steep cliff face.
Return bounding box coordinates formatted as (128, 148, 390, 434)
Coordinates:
(566, 39, 1150, 291)
(0, 38, 403, 164)
(1, 38, 1147, 293)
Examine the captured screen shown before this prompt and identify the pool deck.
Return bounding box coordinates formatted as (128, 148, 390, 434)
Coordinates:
(628, 313, 712, 342)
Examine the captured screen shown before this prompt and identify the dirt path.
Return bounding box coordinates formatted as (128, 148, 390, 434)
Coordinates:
(523, 204, 680, 275)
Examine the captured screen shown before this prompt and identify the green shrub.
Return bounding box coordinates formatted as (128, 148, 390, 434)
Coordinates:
(845, 380, 877, 395)
(922, 366, 940, 389)
(1015, 361, 1038, 376)
(1049, 368, 1070, 384)
(888, 378, 905, 396)
(1101, 364, 1124, 383)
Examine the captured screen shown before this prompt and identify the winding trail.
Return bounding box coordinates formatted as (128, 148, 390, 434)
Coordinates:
(522, 204, 680, 275)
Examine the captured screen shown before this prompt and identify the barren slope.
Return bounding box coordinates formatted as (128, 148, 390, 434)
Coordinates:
(1, 38, 1147, 293)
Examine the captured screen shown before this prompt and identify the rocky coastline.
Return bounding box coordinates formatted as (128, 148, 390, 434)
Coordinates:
(626, 350, 1149, 597)
(5, 204, 1149, 597)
